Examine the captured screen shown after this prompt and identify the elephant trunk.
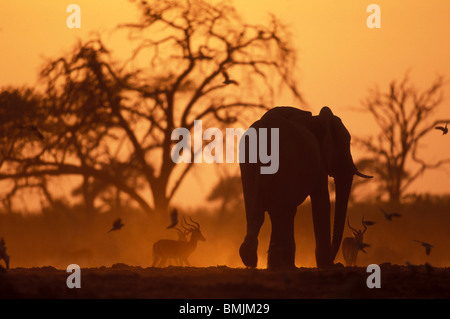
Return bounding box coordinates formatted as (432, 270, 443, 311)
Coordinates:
(330, 175, 353, 262)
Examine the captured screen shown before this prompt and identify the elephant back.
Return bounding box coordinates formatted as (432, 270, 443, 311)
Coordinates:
(242, 111, 322, 208)
(261, 106, 312, 122)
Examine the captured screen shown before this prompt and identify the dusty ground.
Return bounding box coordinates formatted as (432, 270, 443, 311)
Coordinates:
(0, 263, 449, 299)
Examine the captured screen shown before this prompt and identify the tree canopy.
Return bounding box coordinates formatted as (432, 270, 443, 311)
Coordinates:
(355, 73, 450, 203)
(0, 0, 302, 215)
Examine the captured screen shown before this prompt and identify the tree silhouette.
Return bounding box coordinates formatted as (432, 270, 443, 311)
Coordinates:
(0, 88, 54, 212)
(355, 73, 450, 203)
(0, 0, 302, 215)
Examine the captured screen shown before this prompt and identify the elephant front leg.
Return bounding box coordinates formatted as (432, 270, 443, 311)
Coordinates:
(310, 174, 332, 268)
(267, 207, 296, 270)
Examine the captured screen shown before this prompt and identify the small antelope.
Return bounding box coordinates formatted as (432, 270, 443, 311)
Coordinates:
(0, 238, 10, 270)
(174, 219, 191, 242)
(169, 214, 191, 242)
(152, 217, 205, 267)
(164, 223, 191, 265)
(342, 217, 368, 267)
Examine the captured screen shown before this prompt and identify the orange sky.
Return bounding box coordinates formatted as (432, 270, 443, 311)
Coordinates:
(1, 0, 449, 209)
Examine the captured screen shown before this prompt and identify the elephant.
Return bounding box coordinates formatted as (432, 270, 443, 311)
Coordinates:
(239, 106, 372, 269)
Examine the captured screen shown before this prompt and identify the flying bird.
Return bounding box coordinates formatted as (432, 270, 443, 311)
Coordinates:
(108, 218, 124, 233)
(380, 208, 402, 221)
(222, 71, 238, 85)
(18, 125, 44, 140)
(362, 219, 376, 226)
(357, 242, 371, 253)
(166, 208, 178, 229)
(435, 123, 448, 135)
(414, 240, 434, 256)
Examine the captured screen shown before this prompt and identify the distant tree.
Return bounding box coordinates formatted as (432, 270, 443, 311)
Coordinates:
(0, 0, 302, 215)
(0, 88, 55, 211)
(0, 88, 44, 169)
(355, 73, 450, 203)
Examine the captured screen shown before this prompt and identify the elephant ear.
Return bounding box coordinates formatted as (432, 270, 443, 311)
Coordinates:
(319, 106, 335, 177)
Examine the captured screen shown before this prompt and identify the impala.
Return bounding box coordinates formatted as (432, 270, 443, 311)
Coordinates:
(174, 219, 191, 242)
(342, 217, 368, 266)
(152, 217, 205, 267)
(163, 219, 191, 265)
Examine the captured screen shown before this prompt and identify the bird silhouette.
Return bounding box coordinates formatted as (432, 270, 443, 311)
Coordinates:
(108, 218, 124, 233)
(166, 208, 178, 229)
(222, 71, 238, 85)
(18, 125, 44, 140)
(414, 240, 434, 256)
(380, 208, 402, 221)
(356, 242, 371, 253)
(362, 219, 376, 226)
(435, 123, 448, 135)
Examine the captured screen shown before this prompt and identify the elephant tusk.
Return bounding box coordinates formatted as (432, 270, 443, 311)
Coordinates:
(355, 171, 373, 179)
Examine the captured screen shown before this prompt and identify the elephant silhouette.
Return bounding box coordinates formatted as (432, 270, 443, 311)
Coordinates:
(239, 106, 372, 269)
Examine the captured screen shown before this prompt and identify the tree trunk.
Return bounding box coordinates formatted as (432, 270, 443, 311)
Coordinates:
(151, 177, 170, 215)
(388, 169, 402, 204)
(82, 175, 95, 214)
(388, 188, 401, 204)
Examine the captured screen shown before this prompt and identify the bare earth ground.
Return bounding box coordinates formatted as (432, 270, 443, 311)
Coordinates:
(0, 263, 449, 299)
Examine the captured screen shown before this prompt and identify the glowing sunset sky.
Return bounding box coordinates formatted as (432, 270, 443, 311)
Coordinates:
(0, 0, 449, 208)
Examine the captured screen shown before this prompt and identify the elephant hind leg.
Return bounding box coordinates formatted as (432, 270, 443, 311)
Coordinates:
(267, 206, 297, 270)
(240, 208, 265, 268)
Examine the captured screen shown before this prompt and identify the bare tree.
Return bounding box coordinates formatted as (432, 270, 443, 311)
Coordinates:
(0, 0, 302, 215)
(355, 73, 450, 203)
(0, 88, 57, 212)
(0, 88, 44, 169)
